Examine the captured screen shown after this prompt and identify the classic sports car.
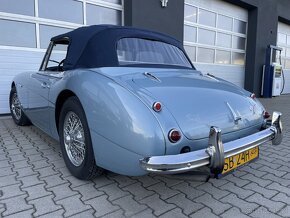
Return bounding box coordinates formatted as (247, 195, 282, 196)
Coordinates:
(10, 25, 282, 180)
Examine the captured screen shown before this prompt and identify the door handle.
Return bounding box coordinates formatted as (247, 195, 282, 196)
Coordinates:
(41, 82, 50, 89)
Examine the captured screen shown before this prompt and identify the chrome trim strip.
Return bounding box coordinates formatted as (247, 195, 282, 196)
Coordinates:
(140, 111, 282, 176)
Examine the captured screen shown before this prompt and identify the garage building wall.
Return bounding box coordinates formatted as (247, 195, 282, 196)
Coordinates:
(0, 0, 123, 114)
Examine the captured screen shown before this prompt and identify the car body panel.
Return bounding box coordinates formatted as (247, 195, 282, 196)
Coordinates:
(11, 25, 273, 176)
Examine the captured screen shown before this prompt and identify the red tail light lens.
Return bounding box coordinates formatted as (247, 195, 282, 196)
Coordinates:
(153, 102, 162, 112)
(168, 129, 181, 143)
(263, 111, 270, 119)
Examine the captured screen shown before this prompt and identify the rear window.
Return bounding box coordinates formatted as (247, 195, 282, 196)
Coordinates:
(117, 38, 192, 68)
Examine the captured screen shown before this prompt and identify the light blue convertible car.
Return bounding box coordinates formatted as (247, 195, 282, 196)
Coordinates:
(10, 25, 282, 180)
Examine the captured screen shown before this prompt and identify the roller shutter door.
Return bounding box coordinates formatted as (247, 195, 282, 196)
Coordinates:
(0, 0, 123, 114)
(184, 0, 248, 87)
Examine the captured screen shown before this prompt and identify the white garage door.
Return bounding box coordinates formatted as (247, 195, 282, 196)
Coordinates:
(0, 0, 123, 114)
(184, 0, 248, 87)
(277, 22, 290, 94)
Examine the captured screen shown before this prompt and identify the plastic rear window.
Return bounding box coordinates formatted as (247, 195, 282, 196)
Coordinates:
(117, 38, 192, 68)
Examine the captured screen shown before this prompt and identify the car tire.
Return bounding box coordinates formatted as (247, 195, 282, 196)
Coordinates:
(9, 86, 31, 126)
(59, 96, 103, 180)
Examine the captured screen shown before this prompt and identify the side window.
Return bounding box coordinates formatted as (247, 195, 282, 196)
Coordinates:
(41, 41, 69, 72)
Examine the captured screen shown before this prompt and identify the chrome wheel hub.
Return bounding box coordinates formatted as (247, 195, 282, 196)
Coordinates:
(11, 93, 21, 120)
(63, 111, 86, 167)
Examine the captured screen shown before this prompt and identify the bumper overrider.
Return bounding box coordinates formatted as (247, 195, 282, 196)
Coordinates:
(140, 111, 283, 178)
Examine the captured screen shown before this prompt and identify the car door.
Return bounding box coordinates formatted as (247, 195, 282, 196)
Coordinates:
(27, 41, 68, 134)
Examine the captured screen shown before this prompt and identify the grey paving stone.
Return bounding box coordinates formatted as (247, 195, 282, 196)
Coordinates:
(35, 166, 59, 178)
(146, 182, 179, 200)
(272, 193, 290, 205)
(220, 182, 254, 199)
(278, 205, 290, 217)
(262, 173, 290, 187)
(195, 193, 232, 215)
(197, 182, 230, 200)
(247, 193, 285, 213)
(12, 160, 31, 170)
(109, 175, 137, 188)
(68, 209, 96, 218)
(98, 183, 130, 201)
(0, 167, 14, 177)
(4, 209, 34, 218)
(37, 209, 65, 218)
(29, 195, 62, 217)
(85, 195, 120, 217)
(113, 195, 147, 217)
(0, 184, 25, 200)
(140, 194, 176, 216)
(241, 173, 273, 187)
(153, 175, 184, 187)
(72, 183, 104, 201)
(172, 182, 205, 200)
(0, 174, 20, 188)
(244, 182, 278, 199)
(220, 193, 259, 214)
(14, 166, 38, 178)
(135, 176, 160, 188)
(130, 208, 156, 218)
(250, 206, 282, 218)
(220, 207, 250, 218)
(266, 182, 290, 197)
(41, 173, 67, 188)
(0, 195, 33, 216)
(190, 207, 219, 218)
(93, 176, 115, 188)
(0, 160, 11, 169)
(102, 209, 126, 218)
(23, 183, 52, 201)
(122, 182, 155, 201)
(65, 175, 91, 188)
(18, 174, 44, 188)
(56, 194, 92, 217)
(159, 208, 188, 218)
(166, 193, 203, 215)
(48, 183, 78, 201)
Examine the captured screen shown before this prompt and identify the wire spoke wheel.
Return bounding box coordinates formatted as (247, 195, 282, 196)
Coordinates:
(63, 111, 86, 166)
(11, 92, 22, 121)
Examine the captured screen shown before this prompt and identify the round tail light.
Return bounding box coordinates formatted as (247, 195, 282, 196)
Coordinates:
(152, 102, 162, 112)
(168, 129, 181, 143)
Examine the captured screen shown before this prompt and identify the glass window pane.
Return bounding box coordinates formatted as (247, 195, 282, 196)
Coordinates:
(184, 5, 197, 23)
(286, 48, 290, 58)
(0, 0, 34, 16)
(278, 33, 287, 44)
(233, 36, 246, 50)
(47, 49, 68, 69)
(216, 50, 231, 64)
(234, 19, 247, 34)
(287, 35, 290, 45)
(232, 52, 245, 65)
(105, 0, 122, 4)
(217, 15, 233, 31)
(199, 9, 216, 27)
(39, 0, 83, 24)
(285, 59, 290, 69)
(217, 32, 231, 48)
(184, 45, 196, 62)
(87, 4, 121, 25)
(197, 47, 215, 63)
(184, 26, 197, 43)
(0, 19, 36, 47)
(40, 25, 72, 49)
(198, 28, 215, 46)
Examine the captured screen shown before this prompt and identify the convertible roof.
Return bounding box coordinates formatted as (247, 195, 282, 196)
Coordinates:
(51, 25, 188, 70)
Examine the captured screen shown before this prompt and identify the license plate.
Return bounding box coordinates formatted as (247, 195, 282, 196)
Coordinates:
(222, 146, 259, 174)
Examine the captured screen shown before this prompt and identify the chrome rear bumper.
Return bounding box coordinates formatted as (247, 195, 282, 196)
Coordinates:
(140, 111, 282, 178)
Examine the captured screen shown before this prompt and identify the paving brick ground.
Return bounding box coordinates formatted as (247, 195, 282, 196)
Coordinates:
(0, 95, 289, 218)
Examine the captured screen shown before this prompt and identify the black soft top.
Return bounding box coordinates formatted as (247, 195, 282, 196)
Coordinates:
(51, 25, 189, 70)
